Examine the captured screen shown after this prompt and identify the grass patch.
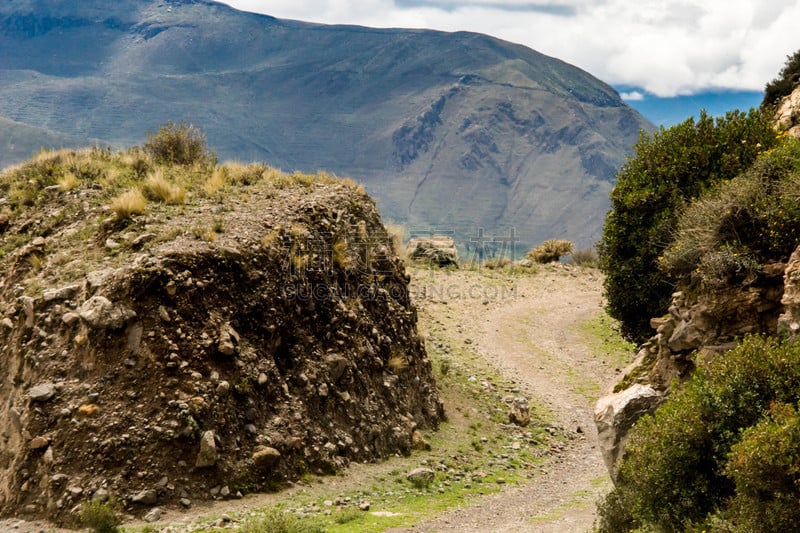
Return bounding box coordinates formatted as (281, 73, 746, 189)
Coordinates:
(577, 312, 636, 370)
(110, 188, 147, 220)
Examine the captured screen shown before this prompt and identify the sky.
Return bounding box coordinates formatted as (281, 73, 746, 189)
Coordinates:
(220, 0, 800, 100)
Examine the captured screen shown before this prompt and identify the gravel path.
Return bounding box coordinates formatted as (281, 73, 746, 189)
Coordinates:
(399, 268, 620, 532)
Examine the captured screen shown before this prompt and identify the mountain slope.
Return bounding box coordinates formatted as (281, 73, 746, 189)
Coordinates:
(0, 115, 91, 169)
(0, 0, 654, 248)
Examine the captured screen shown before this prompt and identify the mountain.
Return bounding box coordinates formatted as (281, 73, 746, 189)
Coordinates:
(0, 115, 92, 169)
(0, 0, 654, 249)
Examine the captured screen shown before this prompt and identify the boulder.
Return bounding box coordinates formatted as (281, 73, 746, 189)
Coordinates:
(407, 237, 459, 268)
(195, 430, 217, 468)
(79, 296, 136, 329)
(508, 396, 531, 427)
(406, 467, 435, 488)
(594, 384, 662, 480)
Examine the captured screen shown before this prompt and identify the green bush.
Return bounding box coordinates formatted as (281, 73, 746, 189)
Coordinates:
(722, 402, 800, 532)
(79, 499, 122, 533)
(660, 137, 800, 285)
(239, 508, 324, 533)
(596, 335, 800, 532)
(569, 247, 598, 267)
(527, 239, 574, 263)
(763, 49, 800, 109)
(143, 121, 212, 166)
(600, 109, 777, 340)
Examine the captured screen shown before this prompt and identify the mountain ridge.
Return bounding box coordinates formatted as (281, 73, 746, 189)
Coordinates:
(0, 0, 654, 248)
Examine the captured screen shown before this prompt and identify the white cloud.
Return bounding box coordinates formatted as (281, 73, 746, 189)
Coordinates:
(620, 91, 645, 101)
(221, 0, 800, 97)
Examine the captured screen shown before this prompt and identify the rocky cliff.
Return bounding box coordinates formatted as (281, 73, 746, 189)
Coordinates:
(0, 149, 443, 523)
(595, 84, 800, 478)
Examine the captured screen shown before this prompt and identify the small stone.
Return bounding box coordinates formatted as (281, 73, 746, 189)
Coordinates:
(180, 498, 191, 508)
(50, 474, 69, 485)
(132, 489, 158, 505)
(158, 306, 171, 322)
(62, 312, 80, 326)
(92, 488, 110, 502)
(132, 233, 157, 249)
(411, 430, 431, 451)
(359, 502, 371, 511)
(406, 468, 435, 488)
(20, 296, 35, 328)
(220, 486, 230, 497)
(257, 373, 268, 386)
(217, 323, 240, 356)
(1, 317, 13, 329)
(216, 381, 230, 396)
(77, 404, 100, 417)
(29, 436, 49, 450)
(252, 445, 281, 468)
(195, 430, 217, 468)
(28, 383, 57, 402)
(105, 238, 121, 250)
(143, 507, 161, 523)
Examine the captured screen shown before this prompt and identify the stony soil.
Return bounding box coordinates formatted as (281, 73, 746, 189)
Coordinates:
(0, 264, 629, 532)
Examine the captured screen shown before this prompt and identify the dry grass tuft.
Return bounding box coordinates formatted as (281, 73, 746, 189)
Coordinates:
(142, 169, 186, 204)
(57, 172, 80, 191)
(110, 189, 147, 220)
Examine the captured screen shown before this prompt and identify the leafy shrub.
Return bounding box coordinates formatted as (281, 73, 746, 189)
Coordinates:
(660, 137, 800, 284)
(600, 109, 777, 340)
(597, 335, 800, 532)
(722, 402, 800, 532)
(763, 49, 800, 109)
(143, 121, 212, 166)
(569, 247, 598, 267)
(79, 500, 122, 533)
(527, 239, 573, 263)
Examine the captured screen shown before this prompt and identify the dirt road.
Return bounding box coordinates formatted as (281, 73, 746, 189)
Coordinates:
(0, 266, 627, 532)
(402, 266, 625, 532)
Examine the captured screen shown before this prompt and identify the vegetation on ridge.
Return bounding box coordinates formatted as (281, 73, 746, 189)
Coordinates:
(762, 49, 800, 109)
(597, 50, 800, 532)
(599, 109, 777, 341)
(596, 336, 800, 532)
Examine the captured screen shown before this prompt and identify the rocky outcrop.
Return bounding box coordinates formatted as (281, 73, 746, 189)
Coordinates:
(407, 236, 459, 268)
(594, 384, 662, 481)
(0, 181, 444, 523)
(595, 261, 787, 477)
(774, 84, 800, 137)
(779, 247, 800, 336)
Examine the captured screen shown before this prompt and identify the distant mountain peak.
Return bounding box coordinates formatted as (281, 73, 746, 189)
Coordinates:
(0, 1, 654, 248)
